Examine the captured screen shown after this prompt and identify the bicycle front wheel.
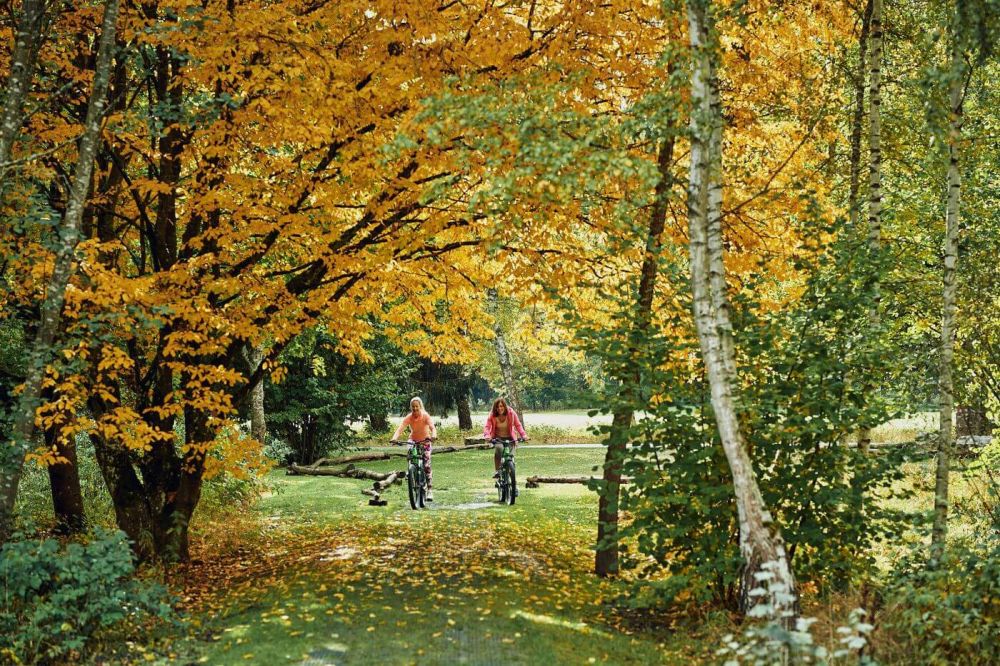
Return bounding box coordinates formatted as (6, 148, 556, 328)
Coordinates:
(506, 462, 517, 506)
(407, 465, 420, 510)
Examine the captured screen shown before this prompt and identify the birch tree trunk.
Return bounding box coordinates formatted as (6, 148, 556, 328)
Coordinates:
(847, 0, 873, 230)
(0, 0, 121, 541)
(931, 37, 965, 565)
(595, 135, 674, 577)
(685, 0, 797, 618)
(487, 288, 524, 422)
(858, 0, 883, 454)
(0, 0, 46, 172)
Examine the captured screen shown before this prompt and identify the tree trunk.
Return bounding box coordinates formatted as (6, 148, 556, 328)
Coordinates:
(156, 406, 210, 562)
(858, 0, 883, 454)
(0, 0, 46, 172)
(931, 36, 965, 565)
(0, 0, 121, 541)
(90, 431, 157, 560)
(242, 344, 267, 444)
(685, 0, 797, 618)
(46, 429, 85, 534)
(595, 135, 675, 577)
(487, 288, 524, 422)
(457, 392, 472, 430)
(368, 412, 390, 433)
(848, 0, 874, 230)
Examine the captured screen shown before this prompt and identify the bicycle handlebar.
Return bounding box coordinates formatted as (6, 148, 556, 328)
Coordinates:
(389, 437, 435, 446)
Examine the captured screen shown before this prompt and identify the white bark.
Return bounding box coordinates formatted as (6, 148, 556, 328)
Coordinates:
(486, 287, 524, 422)
(931, 38, 964, 564)
(0, 0, 46, 172)
(685, 0, 796, 618)
(858, 0, 884, 453)
(848, 0, 873, 230)
(1, 0, 121, 539)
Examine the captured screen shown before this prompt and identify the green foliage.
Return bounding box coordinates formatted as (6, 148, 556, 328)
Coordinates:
(14, 437, 115, 532)
(878, 540, 1000, 665)
(716, 563, 874, 665)
(718, 609, 874, 666)
(0, 528, 172, 664)
(267, 327, 416, 464)
(592, 228, 909, 610)
(737, 234, 910, 588)
(955, 136, 1000, 415)
(0, 313, 27, 431)
(876, 453, 999, 665)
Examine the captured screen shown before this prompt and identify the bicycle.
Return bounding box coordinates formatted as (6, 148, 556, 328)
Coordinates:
(491, 437, 523, 506)
(390, 437, 433, 510)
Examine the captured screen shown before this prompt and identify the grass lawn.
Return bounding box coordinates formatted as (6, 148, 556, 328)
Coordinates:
(67, 412, 983, 664)
(173, 447, 714, 665)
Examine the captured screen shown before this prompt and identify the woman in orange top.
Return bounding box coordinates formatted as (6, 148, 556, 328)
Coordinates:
(482, 398, 528, 477)
(391, 397, 437, 500)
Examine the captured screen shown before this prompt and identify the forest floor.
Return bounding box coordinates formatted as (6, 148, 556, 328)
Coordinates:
(166, 448, 713, 665)
(68, 411, 984, 665)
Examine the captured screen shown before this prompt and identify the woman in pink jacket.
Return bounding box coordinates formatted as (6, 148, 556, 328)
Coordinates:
(482, 398, 528, 477)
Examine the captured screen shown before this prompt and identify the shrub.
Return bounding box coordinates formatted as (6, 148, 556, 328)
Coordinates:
(876, 541, 1000, 665)
(715, 563, 875, 665)
(0, 528, 172, 664)
(877, 469, 1000, 666)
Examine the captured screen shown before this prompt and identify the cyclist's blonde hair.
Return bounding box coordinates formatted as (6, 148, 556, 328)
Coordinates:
(409, 397, 425, 411)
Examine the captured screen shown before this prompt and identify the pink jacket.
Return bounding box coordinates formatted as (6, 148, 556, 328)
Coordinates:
(482, 410, 527, 440)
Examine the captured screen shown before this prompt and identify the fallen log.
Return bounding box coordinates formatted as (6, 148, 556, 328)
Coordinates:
(287, 461, 407, 502)
(373, 470, 404, 491)
(308, 452, 393, 467)
(525, 475, 633, 488)
(362, 470, 406, 504)
(427, 444, 493, 454)
(309, 445, 493, 468)
(287, 463, 401, 480)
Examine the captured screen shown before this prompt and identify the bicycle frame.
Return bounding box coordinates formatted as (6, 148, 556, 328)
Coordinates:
(390, 437, 433, 509)
(491, 437, 520, 505)
(407, 439, 431, 466)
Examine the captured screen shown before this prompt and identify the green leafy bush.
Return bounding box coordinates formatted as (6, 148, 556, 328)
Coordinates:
(0, 528, 172, 664)
(14, 436, 116, 531)
(601, 231, 909, 609)
(877, 542, 1000, 665)
(877, 474, 1000, 666)
(267, 328, 415, 464)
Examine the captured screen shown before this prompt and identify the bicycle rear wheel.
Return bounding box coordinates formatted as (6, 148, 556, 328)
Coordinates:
(407, 465, 420, 510)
